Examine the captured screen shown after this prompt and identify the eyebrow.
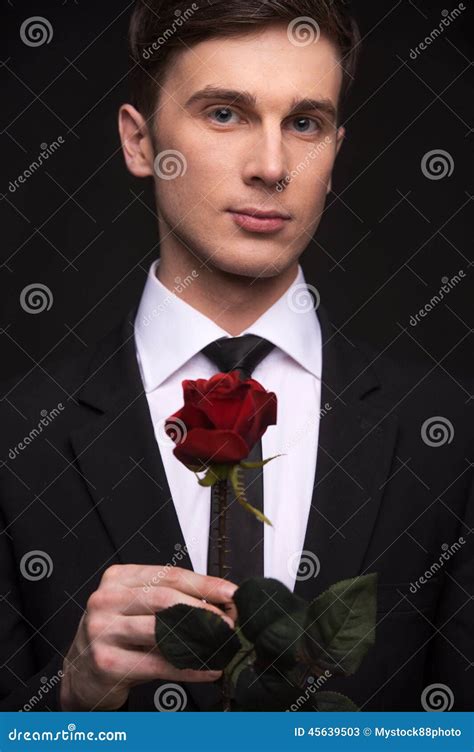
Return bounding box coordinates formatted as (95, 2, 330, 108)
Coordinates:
(184, 86, 337, 122)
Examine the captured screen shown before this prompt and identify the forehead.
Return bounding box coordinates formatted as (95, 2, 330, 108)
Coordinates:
(164, 24, 343, 108)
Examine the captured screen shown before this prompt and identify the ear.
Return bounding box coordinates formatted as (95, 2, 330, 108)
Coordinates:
(118, 104, 155, 178)
(326, 125, 345, 194)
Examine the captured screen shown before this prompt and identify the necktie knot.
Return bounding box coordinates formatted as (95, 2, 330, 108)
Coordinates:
(201, 334, 275, 379)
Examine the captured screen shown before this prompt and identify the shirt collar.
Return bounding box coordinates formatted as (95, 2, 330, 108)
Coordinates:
(134, 258, 321, 392)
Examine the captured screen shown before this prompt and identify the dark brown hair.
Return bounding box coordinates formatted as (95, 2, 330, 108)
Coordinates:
(128, 0, 361, 127)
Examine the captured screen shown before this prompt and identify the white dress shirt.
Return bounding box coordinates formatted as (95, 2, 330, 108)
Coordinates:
(134, 258, 322, 591)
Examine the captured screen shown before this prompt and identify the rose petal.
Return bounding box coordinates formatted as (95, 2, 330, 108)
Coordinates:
(165, 403, 215, 440)
(200, 372, 242, 397)
(173, 428, 250, 465)
(240, 376, 268, 393)
(198, 384, 252, 430)
(233, 389, 277, 449)
(182, 378, 213, 403)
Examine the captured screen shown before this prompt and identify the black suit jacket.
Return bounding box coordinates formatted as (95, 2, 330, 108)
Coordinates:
(0, 301, 472, 711)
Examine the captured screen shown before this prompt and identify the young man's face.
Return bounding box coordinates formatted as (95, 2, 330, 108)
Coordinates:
(122, 22, 345, 279)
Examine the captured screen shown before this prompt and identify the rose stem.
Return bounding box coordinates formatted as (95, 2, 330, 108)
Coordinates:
(216, 477, 232, 711)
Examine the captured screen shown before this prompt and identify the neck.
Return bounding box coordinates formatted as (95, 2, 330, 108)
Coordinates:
(156, 244, 299, 337)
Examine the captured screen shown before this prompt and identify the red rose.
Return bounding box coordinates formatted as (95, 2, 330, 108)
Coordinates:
(165, 371, 277, 467)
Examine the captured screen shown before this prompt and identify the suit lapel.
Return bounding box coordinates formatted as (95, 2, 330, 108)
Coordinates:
(69, 303, 193, 573)
(294, 303, 399, 599)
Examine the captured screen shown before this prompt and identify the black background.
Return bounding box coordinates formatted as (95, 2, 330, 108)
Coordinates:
(1, 0, 472, 388)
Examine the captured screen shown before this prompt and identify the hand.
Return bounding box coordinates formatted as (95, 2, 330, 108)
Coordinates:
(59, 564, 238, 710)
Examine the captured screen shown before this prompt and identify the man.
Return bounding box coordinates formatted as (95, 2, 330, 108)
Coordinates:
(0, 0, 472, 712)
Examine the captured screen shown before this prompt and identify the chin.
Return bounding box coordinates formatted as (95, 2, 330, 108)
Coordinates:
(210, 252, 287, 280)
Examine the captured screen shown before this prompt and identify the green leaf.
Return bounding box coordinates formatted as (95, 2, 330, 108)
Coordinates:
(314, 691, 359, 712)
(302, 573, 378, 676)
(234, 577, 307, 644)
(228, 466, 273, 525)
(224, 626, 256, 688)
(196, 467, 220, 487)
(196, 464, 231, 486)
(234, 666, 309, 711)
(155, 604, 241, 671)
(254, 608, 307, 671)
(237, 496, 273, 526)
(184, 462, 208, 473)
(239, 453, 284, 470)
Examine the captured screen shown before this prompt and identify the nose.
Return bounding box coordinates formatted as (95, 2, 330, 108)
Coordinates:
(242, 123, 289, 189)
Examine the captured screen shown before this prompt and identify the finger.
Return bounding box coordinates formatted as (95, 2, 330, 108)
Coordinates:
(105, 585, 235, 628)
(221, 600, 238, 623)
(142, 587, 235, 629)
(100, 615, 158, 649)
(102, 614, 230, 651)
(104, 564, 237, 604)
(94, 645, 222, 685)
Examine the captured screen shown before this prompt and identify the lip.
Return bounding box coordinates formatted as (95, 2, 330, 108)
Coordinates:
(230, 206, 291, 219)
(227, 207, 291, 234)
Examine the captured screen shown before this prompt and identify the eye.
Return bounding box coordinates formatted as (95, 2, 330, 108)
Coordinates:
(206, 107, 241, 125)
(287, 116, 322, 134)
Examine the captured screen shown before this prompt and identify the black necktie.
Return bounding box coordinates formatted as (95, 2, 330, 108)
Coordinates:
(201, 334, 275, 585)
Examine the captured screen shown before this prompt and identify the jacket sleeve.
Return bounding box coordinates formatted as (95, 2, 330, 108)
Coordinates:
(0, 502, 66, 711)
(0, 506, 130, 711)
(423, 467, 474, 710)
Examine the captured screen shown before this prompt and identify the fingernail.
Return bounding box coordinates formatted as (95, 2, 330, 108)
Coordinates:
(223, 584, 238, 599)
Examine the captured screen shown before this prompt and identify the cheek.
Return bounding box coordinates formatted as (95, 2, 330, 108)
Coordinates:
(153, 176, 191, 221)
(153, 169, 217, 223)
(193, 143, 239, 178)
(154, 123, 224, 184)
(295, 170, 330, 207)
(184, 150, 238, 207)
